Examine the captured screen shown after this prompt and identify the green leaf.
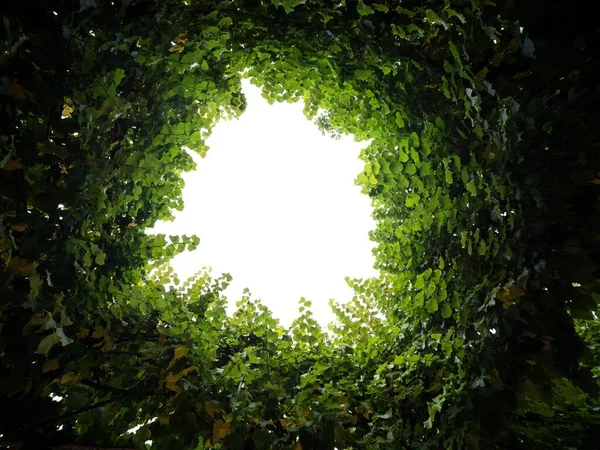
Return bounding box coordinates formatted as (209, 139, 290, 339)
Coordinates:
(395, 112, 405, 128)
(410, 148, 420, 164)
(426, 298, 438, 313)
(95, 252, 106, 265)
(396, 6, 416, 18)
(445, 170, 453, 184)
(357, 2, 375, 16)
(441, 304, 452, 319)
(425, 9, 447, 30)
(466, 181, 477, 195)
(83, 250, 92, 267)
(354, 69, 372, 80)
(113, 68, 125, 87)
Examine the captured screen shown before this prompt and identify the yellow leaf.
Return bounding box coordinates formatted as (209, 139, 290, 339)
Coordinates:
(169, 44, 184, 53)
(29, 312, 50, 327)
(102, 337, 114, 352)
(166, 365, 198, 386)
(513, 70, 532, 79)
(496, 287, 510, 302)
(489, 368, 503, 385)
(61, 372, 82, 385)
(182, 366, 198, 376)
(166, 385, 183, 405)
(167, 357, 176, 371)
(1, 159, 24, 171)
(212, 419, 231, 443)
(91, 326, 107, 339)
(37, 142, 68, 159)
(62, 104, 73, 118)
(76, 327, 90, 338)
(496, 285, 525, 307)
(11, 223, 28, 232)
(43, 359, 60, 373)
(175, 33, 187, 45)
(205, 401, 216, 417)
(7, 256, 36, 276)
(91, 325, 113, 351)
(8, 84, 30, 100)
(510, 285, 525, 298)
(166, 372, 183, 385)
(174, 345, 187, 360)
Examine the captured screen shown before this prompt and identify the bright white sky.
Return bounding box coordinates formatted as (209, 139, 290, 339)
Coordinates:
(151, 79, 377, 327)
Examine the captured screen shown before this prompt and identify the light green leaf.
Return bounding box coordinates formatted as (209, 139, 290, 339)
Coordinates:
(354, 69, 372, 80)
(466, 181, 477, 195)
(37, 333, 61, 356)
(445, 170, 453, 184)
(56, 327, 73, 346)
(357, 3, 375, 16)
(426, 298, 438, 313)
(441, 304, 452, 319)
(95, 252, 106, 266)
(395, 112, 405, 128)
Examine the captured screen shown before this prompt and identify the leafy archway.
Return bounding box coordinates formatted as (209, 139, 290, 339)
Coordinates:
(1, 0, 599, 449)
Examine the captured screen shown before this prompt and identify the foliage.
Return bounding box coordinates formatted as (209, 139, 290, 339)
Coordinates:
(1, 0, 599, 449)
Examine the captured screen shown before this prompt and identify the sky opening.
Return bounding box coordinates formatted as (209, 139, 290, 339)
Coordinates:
(151, 79, 377, 326)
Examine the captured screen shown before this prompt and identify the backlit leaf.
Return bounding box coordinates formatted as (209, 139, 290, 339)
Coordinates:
(212, 419, 231, 443)
(37, 333, 60, 356)
(62, 104, 73, 118)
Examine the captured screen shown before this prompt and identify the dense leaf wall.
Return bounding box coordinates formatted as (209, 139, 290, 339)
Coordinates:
(1, 0, 599, 449)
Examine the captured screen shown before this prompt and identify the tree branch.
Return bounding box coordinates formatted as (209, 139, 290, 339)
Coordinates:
(36, 393, 127, 429)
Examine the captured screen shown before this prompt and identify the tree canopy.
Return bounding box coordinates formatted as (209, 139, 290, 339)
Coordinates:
(1, 0, 599, 449)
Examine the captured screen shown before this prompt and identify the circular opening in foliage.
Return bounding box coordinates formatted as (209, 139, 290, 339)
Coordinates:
(1, 1, 599, 449)
(151, 79, 377, 325)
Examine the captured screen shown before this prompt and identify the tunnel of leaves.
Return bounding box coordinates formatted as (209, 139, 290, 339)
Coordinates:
(1, 0, 600, 448)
